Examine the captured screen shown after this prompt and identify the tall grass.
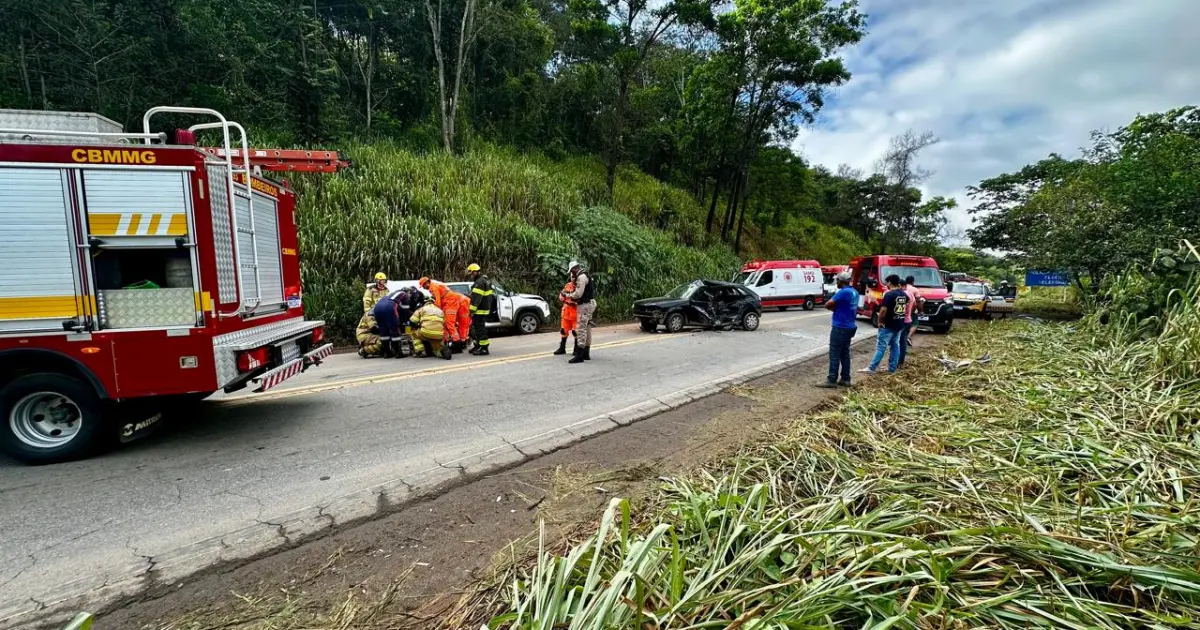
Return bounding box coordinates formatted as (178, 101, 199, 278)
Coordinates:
(481, 258, 1200, 628)
(1085, 240, 1200, 386)
(289, 144, 743, 341)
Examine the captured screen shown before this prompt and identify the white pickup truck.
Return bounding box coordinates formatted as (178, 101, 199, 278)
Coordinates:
(382, 279, 551, 334)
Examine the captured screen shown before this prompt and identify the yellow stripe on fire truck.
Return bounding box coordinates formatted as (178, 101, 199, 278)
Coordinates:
(0, 296, 80, 320)
(88, 212, 187, 237)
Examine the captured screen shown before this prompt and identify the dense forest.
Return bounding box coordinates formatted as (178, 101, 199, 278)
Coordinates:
(0, 0, 965, 254)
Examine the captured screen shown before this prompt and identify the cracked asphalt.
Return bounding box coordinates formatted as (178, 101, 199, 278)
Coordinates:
(0, 310, 836, 619)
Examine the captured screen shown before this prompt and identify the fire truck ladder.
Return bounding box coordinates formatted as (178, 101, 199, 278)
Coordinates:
(196, 148, 352, 174)
(143, 107, 262, 319)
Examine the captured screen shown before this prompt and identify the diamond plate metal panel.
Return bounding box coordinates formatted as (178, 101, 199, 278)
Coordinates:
(210, 317, 325, 388)
(207, 164, 238, 304)
(0, 109, 122, 144)
(212, 317, 322, 350)
(213, 346, 239, 389)
(280, 339, 302, 364)
(100, 288, 195, 328)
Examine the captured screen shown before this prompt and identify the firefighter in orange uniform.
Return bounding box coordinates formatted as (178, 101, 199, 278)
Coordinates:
(419, 277, 471, 352)
(553, 279, 578, 355)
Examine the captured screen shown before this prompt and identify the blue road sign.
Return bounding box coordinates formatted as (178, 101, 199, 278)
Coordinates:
(1025, 270, 1070, 287)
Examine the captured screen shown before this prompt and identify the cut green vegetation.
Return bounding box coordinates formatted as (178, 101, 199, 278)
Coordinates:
(473, 264, 1200, 628)
(1016, 286, 1083, 319)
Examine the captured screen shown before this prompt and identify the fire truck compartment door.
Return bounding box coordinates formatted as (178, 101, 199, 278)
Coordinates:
(234, 191, 284, 309)
(82, 170, 189, 239)
(0, 167, 83, 332)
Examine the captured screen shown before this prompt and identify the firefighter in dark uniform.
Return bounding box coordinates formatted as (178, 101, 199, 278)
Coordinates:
(466, 263, 495, 355)
(372, 289, 407, 358)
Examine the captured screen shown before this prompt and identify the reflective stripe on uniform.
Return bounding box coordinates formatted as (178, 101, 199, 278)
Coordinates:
(471, 288, 493, 296)
(470, 309, 491, 315)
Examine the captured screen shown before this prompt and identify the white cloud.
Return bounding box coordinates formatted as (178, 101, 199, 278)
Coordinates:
(792, 0, 1200, 242)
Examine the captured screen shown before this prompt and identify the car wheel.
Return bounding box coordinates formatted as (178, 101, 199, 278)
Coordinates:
(741, 310, 761, 331)
(803, 297, 815, 311)
(516, 311, 541, 334)
(870, 308, 881, 328)
(1, 373, 107, 465)
(639, 319, 657, 333)
(665, 312, 685, 333)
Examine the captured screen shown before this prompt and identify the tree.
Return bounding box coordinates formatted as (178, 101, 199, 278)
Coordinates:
(864, 130, 949, 254)
(968, 106, 1200, 289)
(679, 0, 864, 242)
(966, 154, 1085, 258)
(423, 0, 489, 151)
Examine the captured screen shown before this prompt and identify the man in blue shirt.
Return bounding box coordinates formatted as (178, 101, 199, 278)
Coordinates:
(818, 272, 859, 388)
(862, 274, 910, 374)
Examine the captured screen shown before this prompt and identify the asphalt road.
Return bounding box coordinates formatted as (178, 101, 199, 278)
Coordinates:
(0, 310, 843, 619)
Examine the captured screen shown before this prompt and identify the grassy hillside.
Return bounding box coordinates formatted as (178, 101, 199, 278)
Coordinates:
(290, 144, 863, 342)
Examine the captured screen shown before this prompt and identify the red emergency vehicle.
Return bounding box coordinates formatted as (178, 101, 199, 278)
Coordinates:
(0, 106, 342, 464)
(848, 255, 953, 333)
(734, 260, 824, 310)
(820, 264, 850, 297)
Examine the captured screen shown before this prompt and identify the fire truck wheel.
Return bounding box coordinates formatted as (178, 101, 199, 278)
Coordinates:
(870, 308, 881, 328)
(1, 373, 106, 465)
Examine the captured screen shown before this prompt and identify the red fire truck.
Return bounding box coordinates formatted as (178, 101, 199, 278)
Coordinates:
(848, 255, 954, 333)
(0, 107, 345, 464)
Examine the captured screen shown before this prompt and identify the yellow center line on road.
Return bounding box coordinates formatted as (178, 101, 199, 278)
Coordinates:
(219, 310, 826, 405)
(220, 334, 677, 404)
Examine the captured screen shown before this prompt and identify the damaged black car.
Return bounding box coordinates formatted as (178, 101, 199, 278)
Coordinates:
(633, 280, 762, 333)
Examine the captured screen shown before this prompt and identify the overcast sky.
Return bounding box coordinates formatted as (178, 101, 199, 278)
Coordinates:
(791, 0, 1200, 241)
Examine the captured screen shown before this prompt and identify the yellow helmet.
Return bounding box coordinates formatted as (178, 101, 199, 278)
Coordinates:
(374, 272, 387, 281)
(466, 263, 481, 273)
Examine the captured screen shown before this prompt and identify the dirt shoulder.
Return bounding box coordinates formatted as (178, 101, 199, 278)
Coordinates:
(99, 330, 953, 630)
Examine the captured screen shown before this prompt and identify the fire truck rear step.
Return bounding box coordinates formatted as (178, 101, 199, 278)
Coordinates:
(212, 317, 323, 352)
(212, 318, 326, 389)
(252, 343, 333, 393)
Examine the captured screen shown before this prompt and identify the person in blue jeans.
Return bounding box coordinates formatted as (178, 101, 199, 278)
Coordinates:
(861, 274, 910, 374)
(818, 272, 858, 388)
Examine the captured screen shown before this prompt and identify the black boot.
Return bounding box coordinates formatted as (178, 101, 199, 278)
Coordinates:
(569, 345, 586, 364)
(583, 346, 591, 361)
(382, 339, 395, 358)
(470, 344, 489, 356)
(553, 338, 567, 355)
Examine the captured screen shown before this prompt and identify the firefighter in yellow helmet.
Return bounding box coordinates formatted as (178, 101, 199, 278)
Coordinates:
(363, 272, 389, 314)
(465, 263, 495, 355)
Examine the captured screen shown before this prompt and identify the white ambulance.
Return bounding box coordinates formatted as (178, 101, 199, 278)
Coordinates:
(733, 260, 825, 311)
